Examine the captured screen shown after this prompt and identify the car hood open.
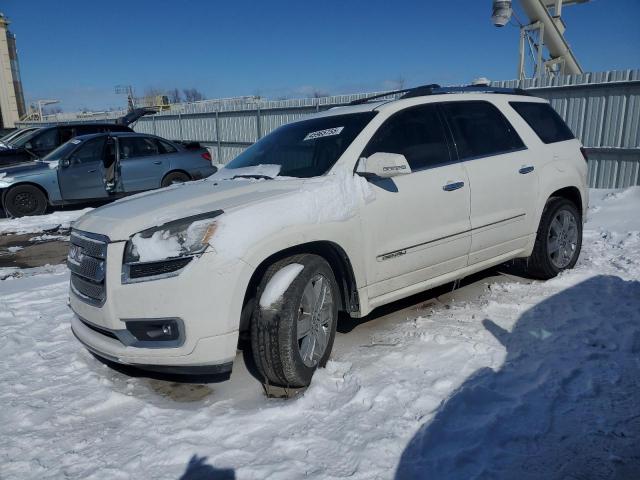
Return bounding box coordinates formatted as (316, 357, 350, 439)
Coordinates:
(73, 177, 305, 241)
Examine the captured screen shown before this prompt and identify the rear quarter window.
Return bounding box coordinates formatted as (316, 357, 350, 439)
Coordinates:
(510, 102, 575, 144)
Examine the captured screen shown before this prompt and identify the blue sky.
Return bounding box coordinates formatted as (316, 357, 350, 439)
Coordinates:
(3, 0, 639, 111)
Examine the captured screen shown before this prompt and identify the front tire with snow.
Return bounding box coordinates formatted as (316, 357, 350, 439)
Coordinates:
(525, 197, 582, 279)
(251, 254, 339, 388)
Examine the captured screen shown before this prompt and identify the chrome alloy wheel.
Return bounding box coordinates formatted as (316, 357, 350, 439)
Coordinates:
(297, 274, 334, 368)
(547, 209, 579, 269)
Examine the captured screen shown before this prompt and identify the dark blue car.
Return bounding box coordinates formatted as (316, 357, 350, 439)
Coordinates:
(0, 132, 217, 217)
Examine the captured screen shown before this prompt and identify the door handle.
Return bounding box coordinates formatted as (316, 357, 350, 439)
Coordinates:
(87, 169, 97, 173)
(153, 161, 162, 165)
(519, 166, 534, 174)
(443, 181, 464, 191)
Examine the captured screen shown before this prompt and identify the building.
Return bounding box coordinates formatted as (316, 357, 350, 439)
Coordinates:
(0, 13, 26, 128)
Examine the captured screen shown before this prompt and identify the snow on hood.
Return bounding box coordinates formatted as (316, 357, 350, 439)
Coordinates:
(211, 170, 374, 258)
(74, 170, 375, 251)
(73, 176, 305, 241)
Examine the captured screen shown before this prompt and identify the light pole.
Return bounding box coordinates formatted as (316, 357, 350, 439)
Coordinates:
(36, 99, 60, 120)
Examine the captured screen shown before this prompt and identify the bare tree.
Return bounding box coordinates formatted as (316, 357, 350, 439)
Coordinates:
(183, 88, 205, 102)
(312, 88, 330, 98)
(42, 106, 63, 115)
(167, 88, 182, 104)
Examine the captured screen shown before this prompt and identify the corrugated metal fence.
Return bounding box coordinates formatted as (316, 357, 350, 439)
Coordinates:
(18, 69, 640, 188)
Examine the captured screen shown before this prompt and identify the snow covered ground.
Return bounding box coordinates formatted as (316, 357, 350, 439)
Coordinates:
(1, 188, 639, 479)
(0, 208, 92, 235)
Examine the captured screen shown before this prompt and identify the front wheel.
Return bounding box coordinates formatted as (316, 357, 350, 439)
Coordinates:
(525, 197, 582, 279)
(3, 184, 48, 217)
(251, 254, 339, 387)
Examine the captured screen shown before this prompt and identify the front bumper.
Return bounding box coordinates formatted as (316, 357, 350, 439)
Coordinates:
(69, 239, 254, 372)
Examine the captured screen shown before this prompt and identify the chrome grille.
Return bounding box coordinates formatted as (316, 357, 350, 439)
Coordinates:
(68, 229, 109, 306)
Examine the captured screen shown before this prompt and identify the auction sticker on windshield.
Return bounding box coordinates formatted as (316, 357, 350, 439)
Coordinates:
(303, 126, 344, 141)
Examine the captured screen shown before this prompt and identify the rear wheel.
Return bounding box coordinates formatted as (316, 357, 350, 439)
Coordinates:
(4, 184, 48, 217)
(525, 197, 582, 279)
(251, 254, 339, 387)
(161, 171, 190, 187)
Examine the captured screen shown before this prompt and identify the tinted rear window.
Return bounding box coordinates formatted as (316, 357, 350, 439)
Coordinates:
(442, 101, 525, 160)
(510, 102, 575, 144)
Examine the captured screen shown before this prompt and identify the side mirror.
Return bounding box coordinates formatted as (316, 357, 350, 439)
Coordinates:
(356, 152, 412, 178)
(24, 142, 33, 150)
(59, 158, 70, 168)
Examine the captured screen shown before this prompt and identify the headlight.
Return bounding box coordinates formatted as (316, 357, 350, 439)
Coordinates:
(122, 210, 223, 282)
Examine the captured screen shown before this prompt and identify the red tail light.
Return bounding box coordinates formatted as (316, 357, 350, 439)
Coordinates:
(201, 151, 212, 161)
(580, 147, 588, 163)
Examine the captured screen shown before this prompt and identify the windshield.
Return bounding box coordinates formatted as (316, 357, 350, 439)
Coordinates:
(224, 112, 377, 178)
(11, 128, 45, 148)
(2, 128, 38, 146)
(42, 139, 81, 161)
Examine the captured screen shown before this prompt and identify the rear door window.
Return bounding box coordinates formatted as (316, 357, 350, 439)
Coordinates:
(362, 104, 451, 171)
(156, 139, 178, 154)
(442, 101, 525, 160)
(510, 101, 575, 144)
(119, 137, 159, 159)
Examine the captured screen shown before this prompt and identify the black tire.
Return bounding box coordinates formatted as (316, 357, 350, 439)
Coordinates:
(161, 171, 190, 187)
(251, 254, 339, 388)
(4, 184, 48, 217)
(525, 197, 582, 280)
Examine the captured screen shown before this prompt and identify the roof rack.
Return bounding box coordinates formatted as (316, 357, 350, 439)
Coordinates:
(348, 83, 529, 105)
(401, 85, 530, 98)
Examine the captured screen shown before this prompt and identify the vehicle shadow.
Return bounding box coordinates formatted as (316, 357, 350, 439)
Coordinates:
(178, 454, 235, 479)
(395, 275, 640, 479)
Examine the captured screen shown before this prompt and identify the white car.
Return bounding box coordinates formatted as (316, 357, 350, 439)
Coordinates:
(69, 85, 588, 387)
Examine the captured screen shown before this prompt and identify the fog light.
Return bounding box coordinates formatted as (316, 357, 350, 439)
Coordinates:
(125, 319, 180, 343)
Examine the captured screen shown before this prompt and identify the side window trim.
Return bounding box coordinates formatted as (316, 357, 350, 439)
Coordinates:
(359, 103, 458, 174)
(440, 100, 528, 162)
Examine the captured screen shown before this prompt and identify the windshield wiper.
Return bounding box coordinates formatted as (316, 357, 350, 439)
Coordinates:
(230, 174, 275, 180)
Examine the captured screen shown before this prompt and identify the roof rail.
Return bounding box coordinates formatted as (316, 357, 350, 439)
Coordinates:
(348, 83, 530, 106)
(401, 85, 530, 99)
(348, 84, 442, 106)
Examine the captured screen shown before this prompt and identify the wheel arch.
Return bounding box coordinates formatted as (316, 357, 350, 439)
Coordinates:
(239, 241, 360, 333)
(161, 169, 192, 186)
(1, 181, 51, 210)
(548, 186, 583, 216)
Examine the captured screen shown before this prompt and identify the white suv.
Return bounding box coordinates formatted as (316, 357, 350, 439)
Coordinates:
(69, 86, 588, 387)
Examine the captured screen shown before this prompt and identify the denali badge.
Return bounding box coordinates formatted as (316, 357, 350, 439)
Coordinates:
(379, 250, 407, 261)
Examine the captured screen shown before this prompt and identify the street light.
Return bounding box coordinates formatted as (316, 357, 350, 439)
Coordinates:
(36, 99, 60, 120)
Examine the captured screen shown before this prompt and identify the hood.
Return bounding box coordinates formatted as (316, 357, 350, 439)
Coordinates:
(73, 177, 305, 241)
(0, 161, 52, 178)
(0, 145, 25, 155)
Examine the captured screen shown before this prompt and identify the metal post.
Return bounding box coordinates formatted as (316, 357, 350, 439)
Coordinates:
(215, 109, 222, 163)
(536, 22, 545, 79)
(256, 105, 262, 139)
(152, 115, 156, 135)
(518, 26, 527, 80)
(178, 113, 183, 141)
